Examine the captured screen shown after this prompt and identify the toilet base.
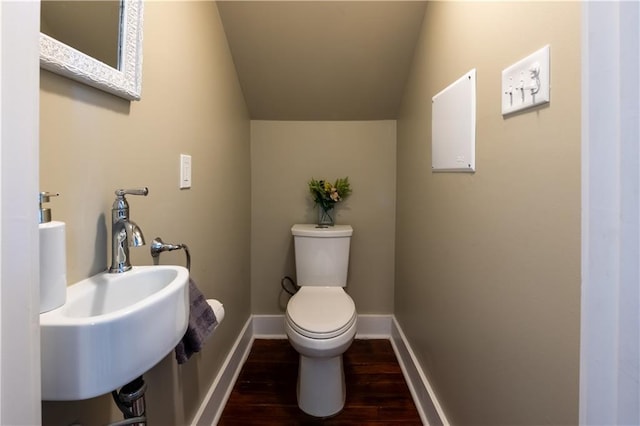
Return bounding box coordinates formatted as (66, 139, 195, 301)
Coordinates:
(297, 354, 345, 417)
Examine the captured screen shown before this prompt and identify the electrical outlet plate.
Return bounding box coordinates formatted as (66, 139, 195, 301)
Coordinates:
(501, 45, 550, 116)
(180, 154, 191, 189)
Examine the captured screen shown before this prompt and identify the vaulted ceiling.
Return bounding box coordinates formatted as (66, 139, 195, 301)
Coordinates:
(217, 1, 428, 120)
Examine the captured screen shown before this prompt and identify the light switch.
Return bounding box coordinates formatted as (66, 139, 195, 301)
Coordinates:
(180, 154, 191, 189)
(501, 45, 550, 115)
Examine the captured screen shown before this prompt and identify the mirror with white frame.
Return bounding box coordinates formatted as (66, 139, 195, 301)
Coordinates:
(40, 0, 144, 101)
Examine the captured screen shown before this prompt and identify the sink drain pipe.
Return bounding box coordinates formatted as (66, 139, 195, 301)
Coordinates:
(110, 376, 147, 426)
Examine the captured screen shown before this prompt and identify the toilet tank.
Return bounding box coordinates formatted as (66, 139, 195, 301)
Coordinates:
(291, 224, 353, 287)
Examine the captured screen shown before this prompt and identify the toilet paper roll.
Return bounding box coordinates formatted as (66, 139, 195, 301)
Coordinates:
(207, 299, 225, 324)
(39, 221, 67, 313)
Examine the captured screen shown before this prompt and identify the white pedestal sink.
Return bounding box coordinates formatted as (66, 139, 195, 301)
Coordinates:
(40, 265, 189, 401)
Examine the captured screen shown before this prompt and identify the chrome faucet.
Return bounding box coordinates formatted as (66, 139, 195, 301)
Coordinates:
(109, 188, 149, 273)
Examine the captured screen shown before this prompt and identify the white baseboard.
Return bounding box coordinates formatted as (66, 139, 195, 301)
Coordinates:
(192, 314, 446, 426)
(391, 317, 449, 426)
(252, 314, 286, 338)
(190, 316, 254, 426)
(250, 313, 395, 339)
(355, 314, 393, 338)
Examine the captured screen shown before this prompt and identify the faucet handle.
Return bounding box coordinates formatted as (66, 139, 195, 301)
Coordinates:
(115, 188, 149, 198)
(112, 188, 149, 213)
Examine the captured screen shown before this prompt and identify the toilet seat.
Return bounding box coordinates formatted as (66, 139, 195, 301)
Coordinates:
(286, 287, 356, 339)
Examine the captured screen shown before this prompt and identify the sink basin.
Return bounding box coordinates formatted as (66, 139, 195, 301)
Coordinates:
(40, 265, 189, 400)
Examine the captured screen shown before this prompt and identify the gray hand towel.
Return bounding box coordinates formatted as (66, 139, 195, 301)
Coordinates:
(175, 278, 218, 364)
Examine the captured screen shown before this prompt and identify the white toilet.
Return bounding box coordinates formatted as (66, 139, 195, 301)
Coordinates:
(285, 224, 357, 418)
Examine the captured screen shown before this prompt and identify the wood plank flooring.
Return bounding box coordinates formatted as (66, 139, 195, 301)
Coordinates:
(218, 339, 422, 425)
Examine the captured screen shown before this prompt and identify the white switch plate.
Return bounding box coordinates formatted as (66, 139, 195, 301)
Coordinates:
(501, 45, 550, 115)
(180, 154, 191, 189)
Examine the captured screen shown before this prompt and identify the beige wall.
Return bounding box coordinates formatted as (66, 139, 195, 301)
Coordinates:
(251, 120, 396, 314)
(395, 2, 581, 425)
(40, 2, 251, 424)
(37, 1, 582, 424)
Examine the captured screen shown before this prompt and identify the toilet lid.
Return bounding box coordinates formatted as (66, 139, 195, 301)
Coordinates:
(287, 287, 356, 339)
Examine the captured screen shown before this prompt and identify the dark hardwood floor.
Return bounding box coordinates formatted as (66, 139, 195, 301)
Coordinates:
(218, 339, 423, 425)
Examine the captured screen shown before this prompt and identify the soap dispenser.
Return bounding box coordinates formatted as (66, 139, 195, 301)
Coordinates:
(39, 192, 67, 313)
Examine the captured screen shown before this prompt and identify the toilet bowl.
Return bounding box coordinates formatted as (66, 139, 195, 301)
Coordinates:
(285, 286, 357, 417)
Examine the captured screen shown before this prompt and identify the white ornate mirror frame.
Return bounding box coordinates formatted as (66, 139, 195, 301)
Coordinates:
(40, 0, 144, 101)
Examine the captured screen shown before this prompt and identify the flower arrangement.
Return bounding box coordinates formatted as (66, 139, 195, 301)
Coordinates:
(308, 177, 352, 226)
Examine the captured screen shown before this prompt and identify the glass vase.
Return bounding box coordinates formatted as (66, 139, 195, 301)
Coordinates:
(317, 205, 334, 227)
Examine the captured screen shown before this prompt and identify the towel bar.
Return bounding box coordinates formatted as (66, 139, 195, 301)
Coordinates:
(150, 237, 191, 271)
